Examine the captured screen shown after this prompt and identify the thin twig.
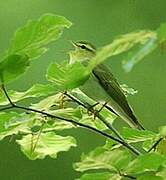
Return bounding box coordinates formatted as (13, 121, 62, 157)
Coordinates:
(116, 168, 136, 179)
(64, 92, 122, 136)
(118, 170, 136, 179)
(121, 174, 136, 179)
(1, 84, 15, 106)
(0, 106, 13, 111)
(64, 92, 141, 155)
(0, 85, 140, 156)
(148, 137, 163, 152)
(15, 104, 140, 155)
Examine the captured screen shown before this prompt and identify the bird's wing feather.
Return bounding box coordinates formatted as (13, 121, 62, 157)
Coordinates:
(92, 64, 134, 117)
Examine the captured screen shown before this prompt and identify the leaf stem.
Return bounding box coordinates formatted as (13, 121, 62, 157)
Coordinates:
(31, 122, 45, 153)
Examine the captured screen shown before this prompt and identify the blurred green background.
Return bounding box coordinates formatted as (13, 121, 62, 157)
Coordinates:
(0, 0, 166, 179)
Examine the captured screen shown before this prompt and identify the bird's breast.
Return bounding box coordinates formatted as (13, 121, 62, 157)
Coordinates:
(79, 73, 110, 103)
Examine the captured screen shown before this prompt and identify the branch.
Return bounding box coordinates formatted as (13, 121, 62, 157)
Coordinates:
(121, 174, 136, 179)
(118, 170, 136, 179)
(64, 92, 141, 155)
(14, 104, 141, 154)
(0, 106, 13, 111)
(64, 92, 120, 135)
(148, 137, 163, 152)
(0, 85, 140, 156)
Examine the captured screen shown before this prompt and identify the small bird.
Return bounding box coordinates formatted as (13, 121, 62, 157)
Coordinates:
(69, 41, 145, 130)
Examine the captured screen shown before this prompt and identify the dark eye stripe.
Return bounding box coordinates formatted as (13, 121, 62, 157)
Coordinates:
(81, 45, 86, 49)
(76, 41, 96, 50)
(78, 44, 95, 52)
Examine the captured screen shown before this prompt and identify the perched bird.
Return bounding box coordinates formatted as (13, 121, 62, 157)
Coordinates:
(69, 41, 145, 130)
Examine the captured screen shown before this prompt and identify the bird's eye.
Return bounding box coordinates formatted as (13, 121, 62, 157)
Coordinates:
(81, 45, 86, 49)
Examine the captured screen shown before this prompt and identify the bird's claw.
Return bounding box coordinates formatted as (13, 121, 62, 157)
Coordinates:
(87, 102, 108, 120)
(86, 102, 99, 117)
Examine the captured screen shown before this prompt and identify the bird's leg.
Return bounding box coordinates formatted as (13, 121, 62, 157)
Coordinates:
(98, 102, 108, 112)
(85, 102, 99, 119)
(87, 102, 108, 120)
(93, 102, 108, 119)
(86, 102, 100, 116)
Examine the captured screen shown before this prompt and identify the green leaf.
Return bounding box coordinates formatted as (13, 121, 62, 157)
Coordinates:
(159, 126, 166, 136)
(42, 119, 74, 131)
(48, 108, 82, 120)
(47, 62, 89, 91)
(71, 89, 117, 124)
(157, 165, 166, 179)
(0, 14, 71, 84)
(31, 91, 82, 118)
(31, 94, 82, 130)
(142, 138, 159, 152)
(71, 88, 97, 105)
(0, 112, 20, 131)
(68, 89, 117, 130)
(74, 147, 131, 172)
(27, 109, 76, 132)
(0, 54, 29, 84)
(31, 93, 62, 110)
(0, 112, 33, 140)
(79, 114, 108, 131)
(16, 132, 76, 160)
(79, 172, 121, 180)
(138, 174, 163, 180)
(111, 128, 157, 151)
(88, 30, 156, 69)
(7, 13, 72, 59)
(122, 127, 156, 143)
(157, 23, 166, 44)
(0, 84, 56, 105)
(104, 139, 117, 149)
(142, 126, 166, 153)
(122, 37, 157, 72)
(125, 153, 166, 174)
(156, 138, 166, 155)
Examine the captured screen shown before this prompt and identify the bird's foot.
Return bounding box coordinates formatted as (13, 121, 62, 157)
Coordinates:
(87, 102, 108, 120)
(86, 102, 99, 117)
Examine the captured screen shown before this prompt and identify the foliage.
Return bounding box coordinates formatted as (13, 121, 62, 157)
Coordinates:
(0, 13, 166, 180)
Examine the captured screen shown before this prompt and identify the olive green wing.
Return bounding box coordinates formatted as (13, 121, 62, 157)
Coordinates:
(92, 63, 135, 120)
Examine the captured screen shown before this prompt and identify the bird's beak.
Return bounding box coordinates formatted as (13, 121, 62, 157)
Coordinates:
(69, 40, 77, 47)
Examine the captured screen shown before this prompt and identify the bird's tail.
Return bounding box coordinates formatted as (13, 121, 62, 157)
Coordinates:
(127, 112, 145, 130)
(106, 105, 145, 130)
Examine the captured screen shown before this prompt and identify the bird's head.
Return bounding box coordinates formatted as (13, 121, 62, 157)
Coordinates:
(69, 41, 96, 64)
